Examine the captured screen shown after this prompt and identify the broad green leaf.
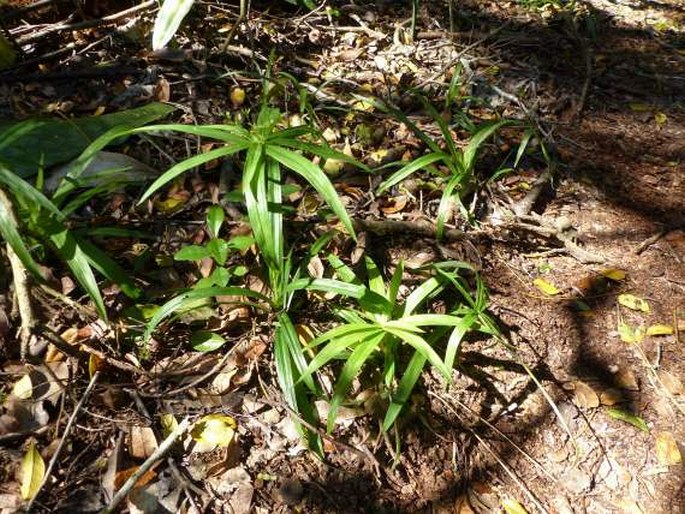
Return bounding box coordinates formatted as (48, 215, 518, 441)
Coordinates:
(386, 314, 465, 328)
(20, 442, 45, 500)
(618, 293, 650, 313)
(387, 260, 404, 308)
(205, 238, 229, 265)
(377, 152, 446, 193)
(190, 331, 227, 352)
(174, 245, 210, 261)
(327, 253, 360, 284)
(287, 278, 368, 298)
(0, 103, 174, 179)
(206, 205, 225, 239)
(265, 145, 355, 239)
(266, 155, 284, 266)
(152, 0, 196, 50)
(273, 139, 368, 172)
(190, 413, 237, 447)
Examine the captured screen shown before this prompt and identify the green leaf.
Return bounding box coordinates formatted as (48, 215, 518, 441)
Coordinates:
(265, 145, 355, 240)
(152, 0, 196, 50)
(206, 205, 225, 239)
(0, 103, 174, 179)
(49, 225, 107, 320)
(303, 324, 381, 377)
(0, 191, 47, 280)
(435, 173, 464, 239)
(381, 326, 450, 380)
(143, 287, 267, 342)
(404, 277, 444, 316)
(462, 120, 512, 173)
(0, 166, 64, 219)
(77, 236, 141, 299)
(514, 128, 534, 168)
(377, 152, 446, 193)
(365, 256, 387, 300)
(140, 144, 250, 203)
(444, 313, 476, 370)
(327, 331, 386, 432)
(383, 350, 426, 431)
(606, 407, 649, 432)
(20, 442, 45, 500)
(206, 238, 229, 265)
(174, 245, 210, 261)
(191, 331, 227, 352)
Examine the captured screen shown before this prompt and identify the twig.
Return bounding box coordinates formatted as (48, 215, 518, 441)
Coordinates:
(416, 20, 511, 90)
(101, 416, 191, 514)
(0, 188, 35, 359)
(513, 168, 553, 217)
(17, 0, 156, 44)
(26, 371, 101, 513)
(352, 217, 477, 243)
(633, 229, 666, 255)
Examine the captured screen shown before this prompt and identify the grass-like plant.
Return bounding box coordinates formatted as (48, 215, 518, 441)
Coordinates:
(301, 255, 502, 433)
(0, 165, 142, 321)
(374, 92, 514, 238)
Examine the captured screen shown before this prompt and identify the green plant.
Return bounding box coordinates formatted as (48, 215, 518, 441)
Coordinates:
(174, 205, 253, 289)
(300, 256, 501, 433)
(375, 94, 513, 238)
(0, 165, 142, 321)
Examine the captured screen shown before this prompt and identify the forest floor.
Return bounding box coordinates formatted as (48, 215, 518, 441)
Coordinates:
(0, 0, 683, 513)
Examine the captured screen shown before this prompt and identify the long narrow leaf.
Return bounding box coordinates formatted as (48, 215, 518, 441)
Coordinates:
(302, 324, 381, 376)
(265, 145, 355, 239)
(0, 166, 63, 219)
(152, 0, 196, 50)
(77, 237, 141, 299)
(140, 144, 250, 203)
(143, 287, 267, 341)
(49, 226, 107, 320)
(377, 152, 446, 194)
(327, 332, 385, 432)
(404, 276, 445, 316)
(444, 313, 476, 370)
(462, 120, 512, 172)
(435, 173, 464, 240)
(383, 350, 426, 431)
(0, 196, 46, 280)
(381, 327, 450, 380)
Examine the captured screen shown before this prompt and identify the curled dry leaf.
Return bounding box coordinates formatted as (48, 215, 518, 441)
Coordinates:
(129, 426, 158, 460)
(572, 381, 600, 409)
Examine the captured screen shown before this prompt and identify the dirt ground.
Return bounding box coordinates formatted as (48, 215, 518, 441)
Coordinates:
(0, 0, 683, 513)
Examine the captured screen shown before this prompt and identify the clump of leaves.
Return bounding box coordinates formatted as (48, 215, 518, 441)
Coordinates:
(301, 256, 501, 432)
(374, 86, 530, 237)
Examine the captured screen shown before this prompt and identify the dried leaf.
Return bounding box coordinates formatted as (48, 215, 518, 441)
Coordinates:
(89, 354, 104, 378)
(619, 322, 644, 344)
(191, 414, 237, 447)
(160, 414, 179, 439)
(533, 278, 561, 296)
(573, 381, 600, 409)
(502, 498, 529, 514)
(12, 375, 33, 400)
(114, 466, 157, 490)
(646, 324, 673, 336)
(601, 268, 626, 281)
(20, 442, 45, 500)
(612, 499, 643, 514)
(654, 112, 668, 128)
(230, 87, 246, 109)
(617, 294, 650, 313)
(129, 426, 158, 459)
(655, 432, 681, 466)
(657, 370, 683, 395)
